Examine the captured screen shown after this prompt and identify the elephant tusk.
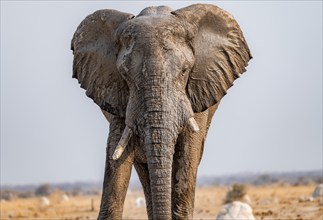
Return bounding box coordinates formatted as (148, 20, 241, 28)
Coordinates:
(112, 126, 133, 160)
(188, 117, 200, 133)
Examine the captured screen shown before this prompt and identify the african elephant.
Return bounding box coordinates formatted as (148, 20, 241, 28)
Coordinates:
(71, 4, 251, 220)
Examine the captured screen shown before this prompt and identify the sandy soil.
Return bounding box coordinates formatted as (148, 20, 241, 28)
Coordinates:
(1, 184, 322, 220)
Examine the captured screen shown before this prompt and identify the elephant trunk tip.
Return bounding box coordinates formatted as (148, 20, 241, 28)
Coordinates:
(112, 126, 133, 160)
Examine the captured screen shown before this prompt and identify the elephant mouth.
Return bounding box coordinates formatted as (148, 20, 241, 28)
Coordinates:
(112, 117, 199, 160)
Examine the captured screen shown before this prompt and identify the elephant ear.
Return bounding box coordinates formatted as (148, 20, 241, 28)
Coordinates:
(173, 4, 252, 113)
(71, 9, 134, 117)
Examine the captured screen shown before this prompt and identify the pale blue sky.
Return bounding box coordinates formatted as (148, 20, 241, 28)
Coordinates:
(1, 1, 322, 185)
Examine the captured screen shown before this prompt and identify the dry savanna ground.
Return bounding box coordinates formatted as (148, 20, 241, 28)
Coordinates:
(1, 184, 322, 220)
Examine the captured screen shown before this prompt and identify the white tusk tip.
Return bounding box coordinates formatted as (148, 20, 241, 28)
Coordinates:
(188, 117, 200, 133)
(112, 126, 133, 160)
(112, 145, 124, 160)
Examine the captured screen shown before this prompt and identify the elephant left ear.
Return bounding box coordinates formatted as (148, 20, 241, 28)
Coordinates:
(172, 4, 252, 113)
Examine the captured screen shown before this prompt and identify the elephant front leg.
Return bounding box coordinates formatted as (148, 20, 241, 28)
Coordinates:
(172, 135, 201, 219)
(172, 110, 210, 219)
(98, 118, 134, 220)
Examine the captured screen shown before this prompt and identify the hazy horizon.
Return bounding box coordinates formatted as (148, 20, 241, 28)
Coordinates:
(1, 1, 322, 185)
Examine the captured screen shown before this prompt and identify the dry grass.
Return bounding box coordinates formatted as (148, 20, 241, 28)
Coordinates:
(1, 184, 322, 220)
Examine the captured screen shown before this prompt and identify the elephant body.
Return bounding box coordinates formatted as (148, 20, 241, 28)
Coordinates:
(100, 103, 218, 219)
(71, 4, 251, 220)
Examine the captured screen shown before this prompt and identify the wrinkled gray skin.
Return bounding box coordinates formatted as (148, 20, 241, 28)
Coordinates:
(71, 4, 251, 220)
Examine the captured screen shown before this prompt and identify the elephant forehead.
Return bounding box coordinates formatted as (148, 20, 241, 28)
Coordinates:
(122, 15, 186, 38)
(137, 6, 173, 16)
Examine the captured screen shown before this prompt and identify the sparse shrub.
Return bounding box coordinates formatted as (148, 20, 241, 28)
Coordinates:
(17, 191, 35, 199)
(294, 176, 313, 186)
(253, 174, 275, 185)
(260, 174, 274, 183)
(35, 184, 51, 196)
(314, 176, 323, 184)
(71, 186, 83, 196)
(84, 189, 101, 196)
(224, 184, 247, 204)
(0, 190, 17, 200)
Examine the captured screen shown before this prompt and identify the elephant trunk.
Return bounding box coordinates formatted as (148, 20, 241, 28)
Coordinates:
(145, 112, 175, 220)
(121, 71, 198, 219)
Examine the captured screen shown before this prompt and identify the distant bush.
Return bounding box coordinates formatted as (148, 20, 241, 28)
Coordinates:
(294, 176, 313, 186)
(35, 184, 51, 196)
(85, 189, 101, 196)
(0, 190, 17, 200)
(71, 187, 83, 196)
(253, 174, 277, 185)
(17, 191, 35, 199)
(224, 184, 247, 204)
(314, 176, 323, 184)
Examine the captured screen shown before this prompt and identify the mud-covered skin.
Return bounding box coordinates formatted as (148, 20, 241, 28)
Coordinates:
(72, 4, 251, 220)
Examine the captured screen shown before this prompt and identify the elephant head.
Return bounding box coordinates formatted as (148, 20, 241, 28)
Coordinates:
(71, 4, 251, 219)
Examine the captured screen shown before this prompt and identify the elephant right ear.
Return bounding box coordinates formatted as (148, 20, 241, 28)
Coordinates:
(71, 9, 134, 117)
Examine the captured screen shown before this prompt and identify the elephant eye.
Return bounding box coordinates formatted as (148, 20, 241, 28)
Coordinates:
(162, 42, 173, 51)
(182, 67, 188, 76)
